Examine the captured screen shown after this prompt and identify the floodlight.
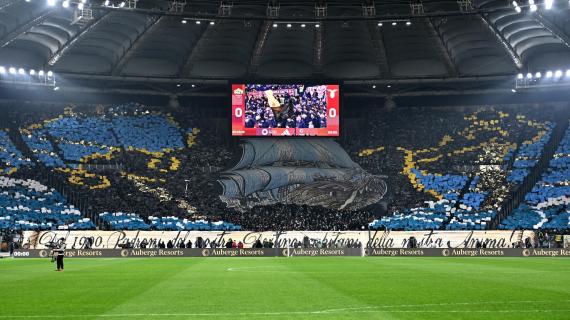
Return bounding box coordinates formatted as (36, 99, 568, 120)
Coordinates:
(546, 71, 553, 78)
(62, 0, 69, 7)
(47, 71, 53, 77)
(545, 0, 553, 9)
(30, 69, 36, 76)
(18, 68, 25, 75)
(535, 72, 542, 78)
(38, 70, 45, 76)
(517, 73, 523, 79)
(555, 70, 562, 77)
(526, 72, 533, 79)
(0, 66, 5, 74)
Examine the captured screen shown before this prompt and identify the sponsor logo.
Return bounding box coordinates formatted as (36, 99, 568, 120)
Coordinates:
(121, 250, 129, 257)
(233, 88, 243, 95)
(522, 249, 530, 257)
(202, 249, 210, 257)
(442, 249, 450, 257)
(39, 250, 48, 258)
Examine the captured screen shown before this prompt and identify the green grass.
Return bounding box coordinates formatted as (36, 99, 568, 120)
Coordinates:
(1, 257, 569, 319)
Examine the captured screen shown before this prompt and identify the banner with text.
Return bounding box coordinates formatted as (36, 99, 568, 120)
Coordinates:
(21, 230, 535, 250)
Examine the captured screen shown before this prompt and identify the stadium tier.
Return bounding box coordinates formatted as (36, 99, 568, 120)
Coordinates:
(0, 103, 567, 232)
(0, 176, 92, 231)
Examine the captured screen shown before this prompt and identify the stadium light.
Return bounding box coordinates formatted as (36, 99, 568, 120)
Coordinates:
(104, 0, 110, 6)
(515, 6, 521, 12)
(546, 71, 553, 78)
(38, 70, 45, 76)
(0, 66, 5, 74)
(195, 21, 201, 25)
(406, 21, 411, 26)
(535, 72, 542, 78)
(392, 22, 397, 26)
(301, 23, 306, 27)
(526, 72, 533, 79)
(78, 2, 84, 10)
(209, 21, 215, 25)
(286, 23, 292, 28)
(191, 84, 196, 88)
(378, 22, 383, 26)
(387, 85, 392, 88)
(18, 68, 25, 75)
(566, 70, 570, 77)
(511, 89, 517, 93)
(119, 2, 125, 7)
(47, 0, 56, 6)
(182, 20, 187, 24)
(47, 71, 53, 77)
(517, 73, 523, 79)
(62, 0, 69, 7)
(555, 70, 562, 77)
(372, 85, 376, 89)
(545, 0, 553, 9)
(512, 0, 518, 5)
(273, 23, 278, 28)
(53, 87, 60, 91)
(29, 69, 36, 76)
(315, 24, 320, 28)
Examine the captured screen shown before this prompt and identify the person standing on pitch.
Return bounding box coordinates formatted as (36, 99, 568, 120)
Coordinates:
(53, 238, 66, 272)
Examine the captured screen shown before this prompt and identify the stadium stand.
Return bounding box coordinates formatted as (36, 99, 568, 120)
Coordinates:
(500, 122, 570, 230)
(0, 176, 93, 231)
(0, 101, 567, 232)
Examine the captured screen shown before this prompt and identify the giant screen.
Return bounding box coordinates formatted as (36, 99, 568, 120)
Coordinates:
(231, 84, 340, 136)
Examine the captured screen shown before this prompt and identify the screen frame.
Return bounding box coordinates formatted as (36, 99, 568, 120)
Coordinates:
(230, 81, 342, 138)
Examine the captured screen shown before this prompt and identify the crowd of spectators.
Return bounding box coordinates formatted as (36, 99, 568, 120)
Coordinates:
(0, 101, 568, 232)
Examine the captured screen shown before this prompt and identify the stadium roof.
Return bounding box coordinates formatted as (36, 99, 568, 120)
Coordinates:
(0, 0, 569, 83)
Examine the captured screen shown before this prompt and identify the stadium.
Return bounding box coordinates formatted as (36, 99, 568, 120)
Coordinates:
(1, 0, 570, 319)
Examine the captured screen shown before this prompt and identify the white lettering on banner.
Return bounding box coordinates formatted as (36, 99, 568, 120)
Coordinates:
(21, 230, 535, 250)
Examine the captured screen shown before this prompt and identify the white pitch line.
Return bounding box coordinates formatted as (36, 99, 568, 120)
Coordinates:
(1, 300, 569, 318)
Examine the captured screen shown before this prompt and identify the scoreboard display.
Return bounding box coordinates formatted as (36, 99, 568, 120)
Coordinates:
(232, 84, 340, 137)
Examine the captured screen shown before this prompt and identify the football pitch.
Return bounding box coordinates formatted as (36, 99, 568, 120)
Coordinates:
(1, 257, 569, 319)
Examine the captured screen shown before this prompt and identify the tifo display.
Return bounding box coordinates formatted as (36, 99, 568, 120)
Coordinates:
(231, 84, 340, 136)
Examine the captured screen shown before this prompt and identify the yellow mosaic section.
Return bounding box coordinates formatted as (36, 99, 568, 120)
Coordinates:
(356, 109, 548, 201)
